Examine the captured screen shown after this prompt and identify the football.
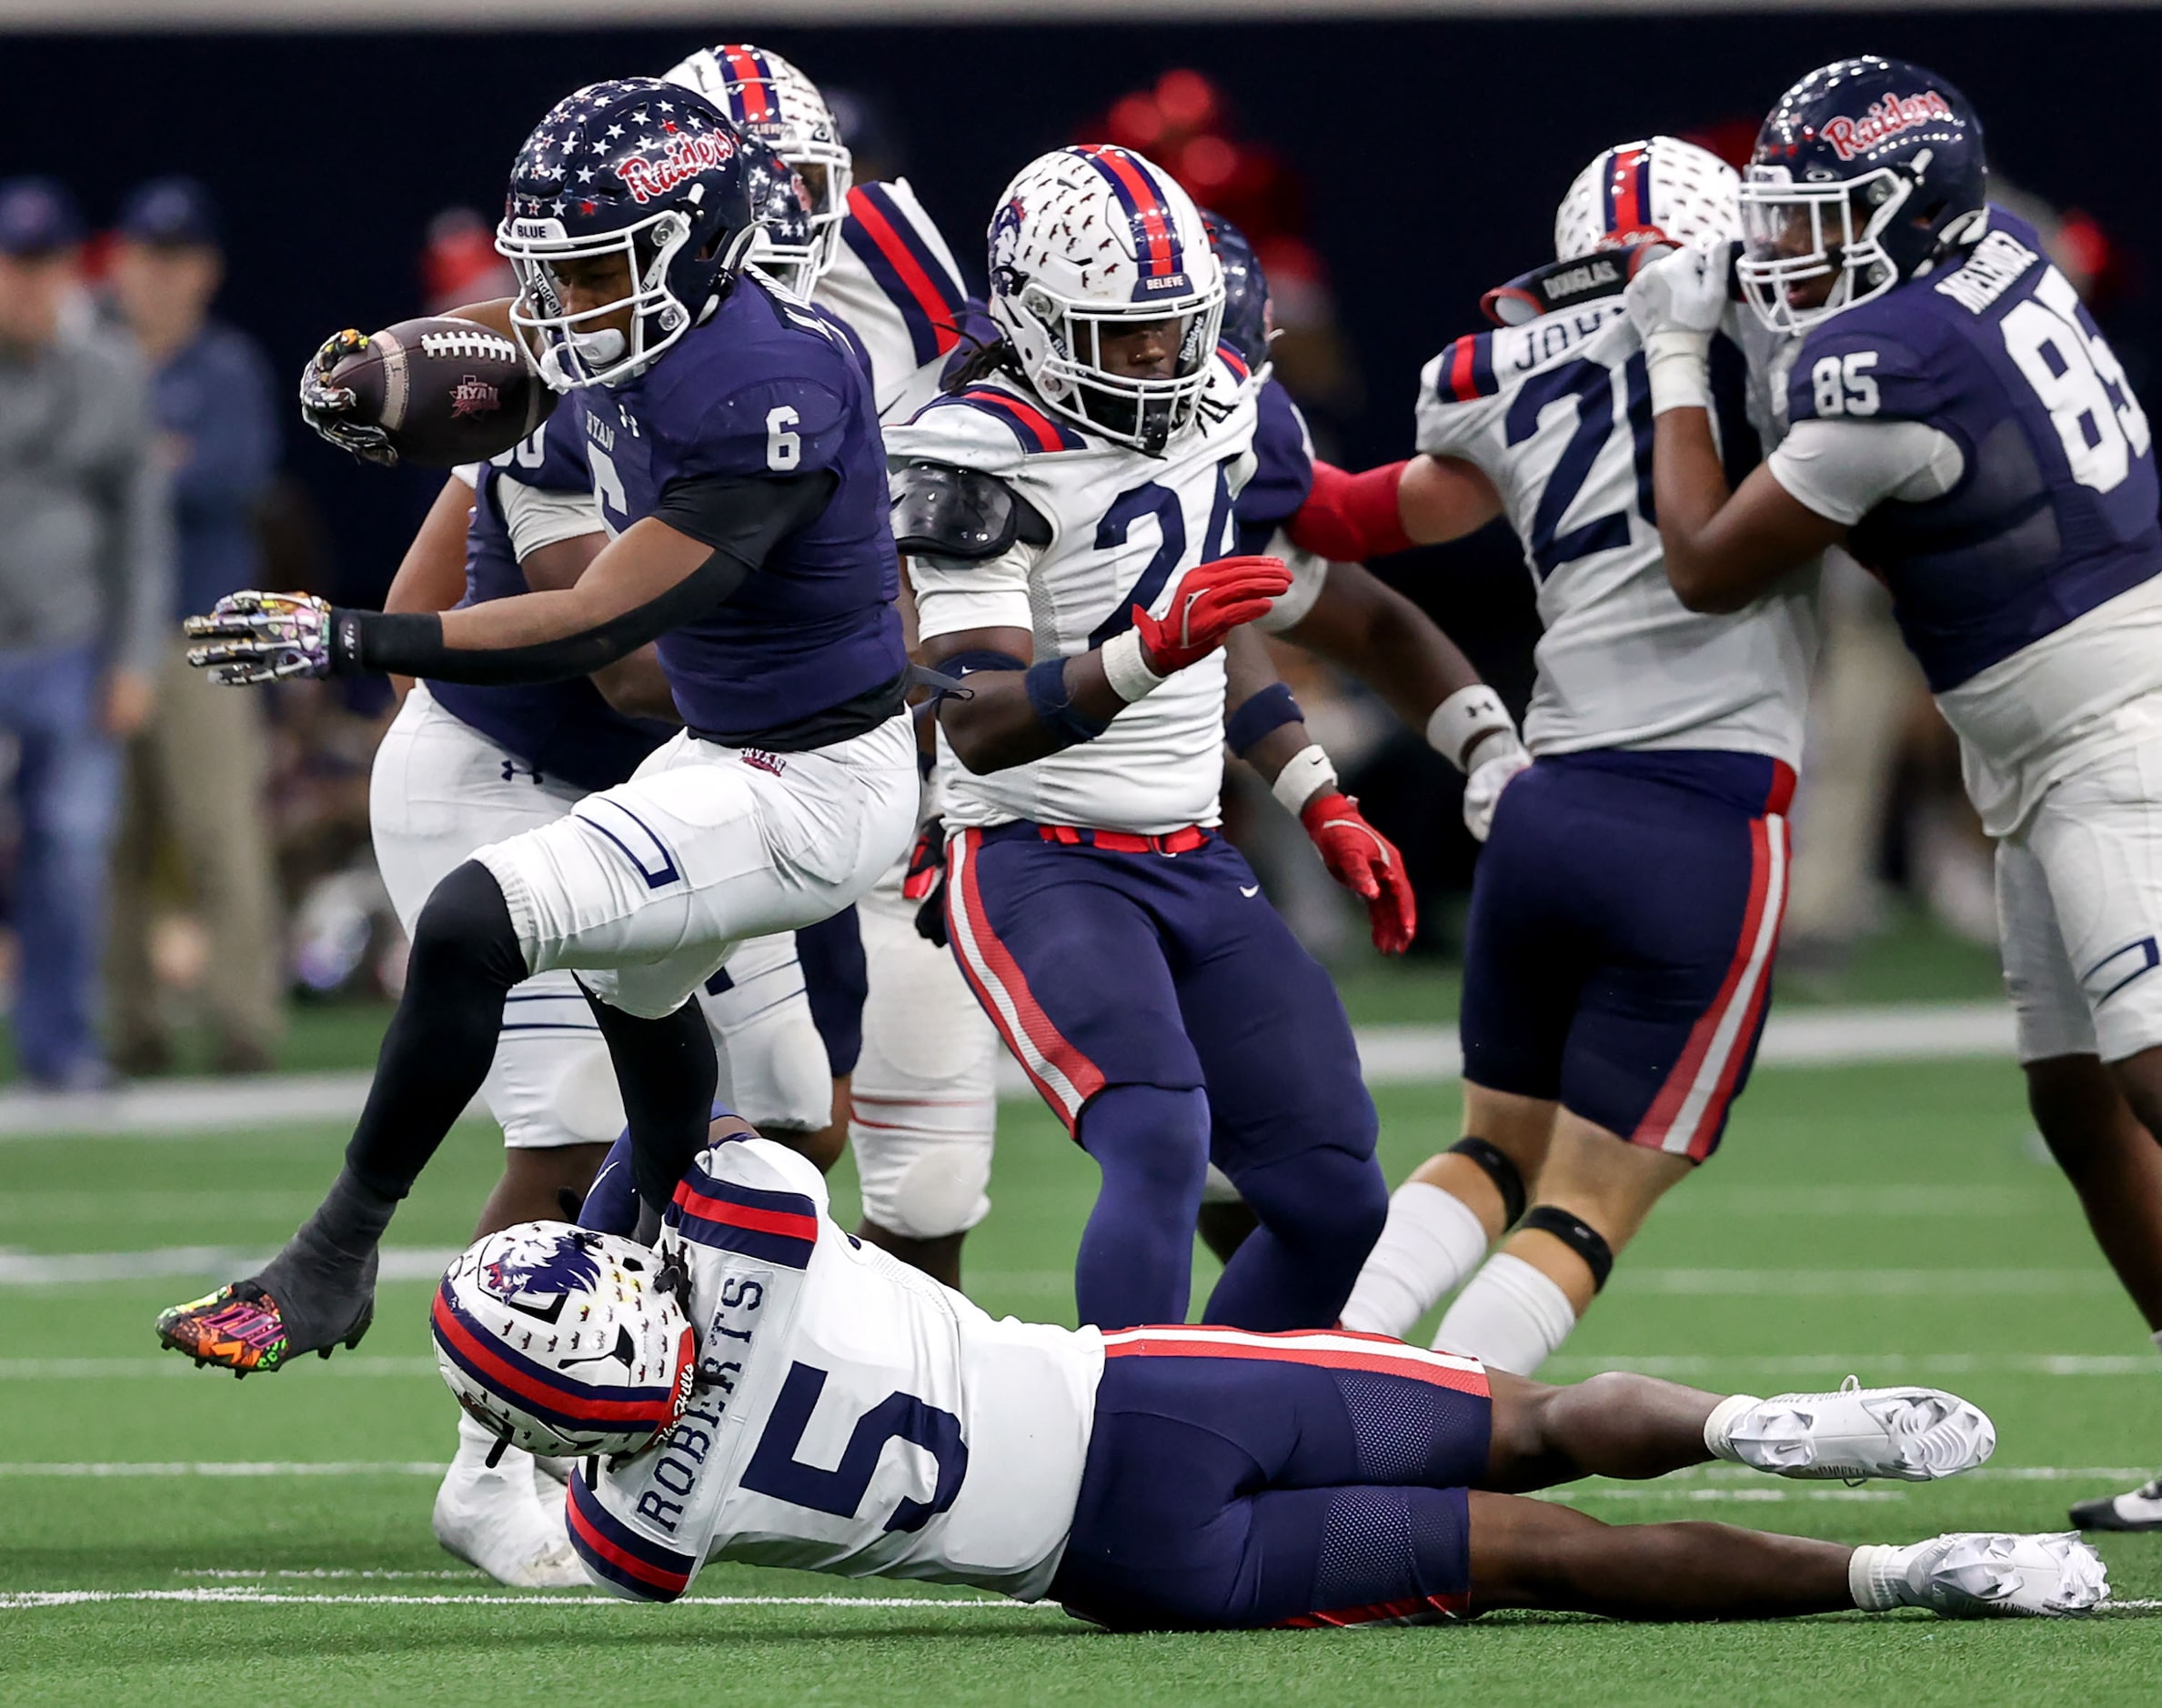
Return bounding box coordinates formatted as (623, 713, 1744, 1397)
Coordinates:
(327, 316, 556, 467)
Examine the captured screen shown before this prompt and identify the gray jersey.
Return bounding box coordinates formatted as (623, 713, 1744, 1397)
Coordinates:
(1415, 302, 1815, 765)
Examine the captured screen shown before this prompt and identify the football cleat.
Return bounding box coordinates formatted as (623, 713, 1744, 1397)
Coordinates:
(154, 1279, 374, 1376)
(1714, 1376, 1995, 1482)
(2070, 1474, 2162, 1532)
(1853, 1532, 2107, 1618)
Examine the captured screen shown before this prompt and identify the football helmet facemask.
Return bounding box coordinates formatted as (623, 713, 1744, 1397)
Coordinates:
(1202, 207, 1272, 374)
(989, 146, 1225, 456)
(1736, 55, 1988, 335)
(665, 44, 853, 299)
(495, 78, 759, 390)
(433, 1222, 698, 1460)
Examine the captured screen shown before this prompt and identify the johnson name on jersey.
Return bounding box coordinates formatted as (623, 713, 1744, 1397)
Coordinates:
(817, 179, 974, 426)
(890, 351, 1259, 836)
(568, 1135, 1101, 1603)
(1778, 207, 2162, 831)
(1416, 300, 1816, 765)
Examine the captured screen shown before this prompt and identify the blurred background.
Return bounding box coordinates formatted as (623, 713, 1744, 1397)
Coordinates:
(0, 0, 2149, 1084)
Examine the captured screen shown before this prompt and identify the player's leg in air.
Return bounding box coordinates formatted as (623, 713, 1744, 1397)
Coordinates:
(155, 75, 918, 1375)
(1051, 1329, 2091, 1630)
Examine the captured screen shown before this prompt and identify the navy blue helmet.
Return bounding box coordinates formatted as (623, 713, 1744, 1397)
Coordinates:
(495, 77, 760, 388)
(1737, 55, 1987, 333)
(1201, 208, 1272, 371)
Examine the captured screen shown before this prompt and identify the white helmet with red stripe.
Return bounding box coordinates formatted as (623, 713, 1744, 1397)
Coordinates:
(1553, 136, 1740, 263)
(432, 1222, 698, 1459)
(987, 145, 1225, 456)
(665, 43, 853, 296)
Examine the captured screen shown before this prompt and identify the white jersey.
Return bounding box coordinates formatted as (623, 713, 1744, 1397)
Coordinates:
(817, 179, 973, 426)
(1415, 301, 1817, 766)
(569, 1136, 1101, 1603)
(890, 355, 1259, 836)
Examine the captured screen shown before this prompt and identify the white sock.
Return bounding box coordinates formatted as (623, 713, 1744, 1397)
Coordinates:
(1702, 1392, 1765, 1463)
(1847, 1543, 1907, 1612)
(1430, 1251, 1578, 1374)
(451, 1411, 526, 1479)
(1340, 1181, 1493, 1338)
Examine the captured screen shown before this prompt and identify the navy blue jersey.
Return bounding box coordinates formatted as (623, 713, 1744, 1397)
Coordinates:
(430, 404, 671, 794)
(1232, 372, 1315, 555)
(1786, 208, 2162, 692)
(584, 276, 906, 742)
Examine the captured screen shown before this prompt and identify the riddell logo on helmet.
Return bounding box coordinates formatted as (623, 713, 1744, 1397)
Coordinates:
(1823, 92, 1954, 161)
(619, 131, 739, 205)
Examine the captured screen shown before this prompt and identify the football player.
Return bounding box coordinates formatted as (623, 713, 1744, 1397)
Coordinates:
(155, 80, 918, 1380)
(1624, 57, 2162, 1534)
(1313, 138, 1812, 1376)
(432, 1122, 2097, 1626)
(664, 43, 1005, 1294)
(885, 146, 1414, 1331)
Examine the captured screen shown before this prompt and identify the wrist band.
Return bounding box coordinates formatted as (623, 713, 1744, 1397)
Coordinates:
(1271, 742, 1339, 816)
(1642, 331, 1714, 416)
(1425, 684, 1519, 773)
(1225, 682, 1304, 759)
(1024, 658, 1111, 749)
(1100, 628, 1167, 703)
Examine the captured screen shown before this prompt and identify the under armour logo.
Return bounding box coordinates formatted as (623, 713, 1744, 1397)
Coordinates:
(502, 759, 548, 786)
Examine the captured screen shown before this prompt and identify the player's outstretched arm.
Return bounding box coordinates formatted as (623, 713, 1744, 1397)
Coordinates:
(511, 528, 679, 723)
(1624, 244, 1847, 611)
(1286, 454, 1503, 560)
(184, 475, 834, 688)
(1222, 627, 1414, 954)
(921, 554, 1292, 775)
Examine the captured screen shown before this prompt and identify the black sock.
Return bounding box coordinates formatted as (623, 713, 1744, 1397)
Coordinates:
(343, 860, 528, 1200)
(581, 989, 718, 1222)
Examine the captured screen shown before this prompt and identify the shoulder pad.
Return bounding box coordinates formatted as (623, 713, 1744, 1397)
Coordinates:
(1787, 317, 1945, 427)
(891, 461, 1050, 559)
(1428, 331, 1501, 406)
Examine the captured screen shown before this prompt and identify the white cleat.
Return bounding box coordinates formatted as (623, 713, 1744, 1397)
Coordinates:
(1712, 1376, 1996, 1482)
(2070, 1472, 2162, 1532)
(432, 1448, 585, 1590)
(1853, 1532, 2108, 1618)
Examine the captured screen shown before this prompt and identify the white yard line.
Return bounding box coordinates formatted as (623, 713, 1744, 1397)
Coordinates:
(0, 1001, 2017, 1140)
(1541, 1352, 2158, 1378)
(0, 1356, 437, 1379)
(0, 1462, 445, 1476)
(0, 1587, 1035, 1612)
(0, 1247, 461, 1286)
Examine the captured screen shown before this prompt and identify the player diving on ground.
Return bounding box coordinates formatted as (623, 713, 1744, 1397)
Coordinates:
(433, 1115, 2100, 1625)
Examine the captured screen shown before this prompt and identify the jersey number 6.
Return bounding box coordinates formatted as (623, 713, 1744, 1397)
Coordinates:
(739, 1361, 970, 1533)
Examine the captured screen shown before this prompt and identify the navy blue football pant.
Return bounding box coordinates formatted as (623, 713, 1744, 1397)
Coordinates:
(943, 824, 1386, 1331)
(1052, 1330, 1491, 1630)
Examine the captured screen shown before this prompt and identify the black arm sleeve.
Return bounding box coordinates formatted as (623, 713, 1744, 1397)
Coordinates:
(339, 469, 839, 686)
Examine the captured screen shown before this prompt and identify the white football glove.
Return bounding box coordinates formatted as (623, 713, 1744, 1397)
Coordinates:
(1624, 238, 1734, 415)
(1463, 737, 1531, 844)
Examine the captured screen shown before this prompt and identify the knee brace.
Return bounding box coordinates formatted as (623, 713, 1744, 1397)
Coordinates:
(1447, 1136, 1527, 1228)
(1519, 1203, 1614, 1291)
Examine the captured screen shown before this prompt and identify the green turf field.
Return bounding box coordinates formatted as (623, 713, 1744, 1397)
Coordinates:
(4, 1038, 2160, 1703)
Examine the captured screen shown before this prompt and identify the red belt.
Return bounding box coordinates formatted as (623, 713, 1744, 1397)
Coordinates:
(1036, 823, 1210, 855)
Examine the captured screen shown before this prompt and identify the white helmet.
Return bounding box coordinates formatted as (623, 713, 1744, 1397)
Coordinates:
(665, 43, 853, 297)
(987, 145, 1225, 456)
(432, 1223, 697, 1459)
(1553, 136, 1740, 263)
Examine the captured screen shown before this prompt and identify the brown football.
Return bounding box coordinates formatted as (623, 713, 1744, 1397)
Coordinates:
(328, 316, 557, 467)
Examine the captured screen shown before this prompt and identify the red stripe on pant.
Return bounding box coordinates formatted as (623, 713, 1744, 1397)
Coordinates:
(1100, 1326, 1491, 1397)
(946, 829, 1107, 1131)
(1632, 814, 1782, 1156)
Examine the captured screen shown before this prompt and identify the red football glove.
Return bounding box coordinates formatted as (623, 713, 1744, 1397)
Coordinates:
(1285, 459, 1415, 562)
(1301, 791, 1417, 955)
(1132, 555, 1293, 675)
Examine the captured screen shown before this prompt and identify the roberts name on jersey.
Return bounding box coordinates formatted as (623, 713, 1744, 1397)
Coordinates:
(890, 353, 1259, 837)
(568, 1136, 1102, 1603)
(1416, 300, 1815, 766)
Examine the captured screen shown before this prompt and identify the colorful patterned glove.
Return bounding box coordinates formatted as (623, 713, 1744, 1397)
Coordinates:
(298, 329, 398, 467)
(184, 592, 343, 685)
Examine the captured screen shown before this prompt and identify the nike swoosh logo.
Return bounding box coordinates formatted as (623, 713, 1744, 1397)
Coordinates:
(1240, 884, 1261, 898)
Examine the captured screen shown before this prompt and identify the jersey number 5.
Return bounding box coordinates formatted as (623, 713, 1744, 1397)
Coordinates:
(2000, 269, 2152, 496)
(739, 1361, 969, 1533)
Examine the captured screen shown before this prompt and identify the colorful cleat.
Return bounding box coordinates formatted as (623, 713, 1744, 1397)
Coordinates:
(154, 1280, 373, 1375)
